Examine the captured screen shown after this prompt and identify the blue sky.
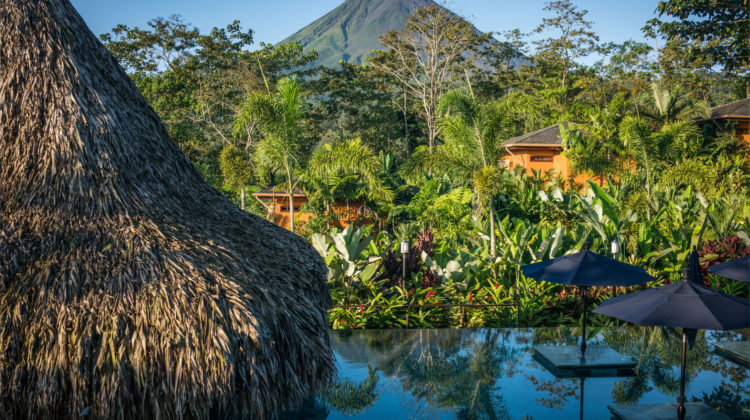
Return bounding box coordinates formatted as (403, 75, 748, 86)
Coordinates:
(70, 0, 661, 57)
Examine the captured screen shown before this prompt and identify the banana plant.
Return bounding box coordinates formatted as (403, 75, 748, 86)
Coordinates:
(312, 225, 381, 283)
(578, 181, 637, 248)
(526, 225, 566, 262)
(705, 199, 739, 240)
(421, 251, 467, 284)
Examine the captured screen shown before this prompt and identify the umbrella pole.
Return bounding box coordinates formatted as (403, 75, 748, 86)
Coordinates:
(581, 286, 588, 356)
(678, 328, 687, 420)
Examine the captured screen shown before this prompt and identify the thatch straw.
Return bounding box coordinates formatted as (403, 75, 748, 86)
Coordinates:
(0, 1, 333, 418)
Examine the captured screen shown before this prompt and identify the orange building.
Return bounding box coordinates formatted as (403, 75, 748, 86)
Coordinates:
(502, 123, 593, 186)
(502, 99, 750, 185)
(252, 188, 370, 230)
(697, 98, 750, 143)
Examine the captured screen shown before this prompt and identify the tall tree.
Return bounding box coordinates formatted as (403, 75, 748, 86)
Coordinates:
(561, 97, 627, 182)
(308, 62, 417, 156)
(533, 0, 600, 90)
(619, 116, 703, 216)
(219, 143, 254, 210)
(637, 81, 710, 125)
(644, 0, 750, 98)
(369, 4, 485, 154)
(101, 17, 318, 199)
(234, 77, 310, 232)
(437, 89, 507, 258)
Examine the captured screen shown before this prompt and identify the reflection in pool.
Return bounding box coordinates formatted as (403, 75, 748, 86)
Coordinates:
(284, 328, 749, 420)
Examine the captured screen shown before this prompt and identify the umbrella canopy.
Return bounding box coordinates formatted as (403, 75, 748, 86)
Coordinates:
(593, 280, 750, 330)
(522, 249, 655, 355)
(521, 250, 654, 287)
(594, 273, 750, 420)
(709, 255, 750, 283)
(687, 247, 703, 284)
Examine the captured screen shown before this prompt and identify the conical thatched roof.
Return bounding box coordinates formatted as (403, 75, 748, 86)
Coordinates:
(0, 1, 332, 418)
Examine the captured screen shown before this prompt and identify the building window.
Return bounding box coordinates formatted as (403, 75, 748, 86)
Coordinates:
(530, 155, 553, 162)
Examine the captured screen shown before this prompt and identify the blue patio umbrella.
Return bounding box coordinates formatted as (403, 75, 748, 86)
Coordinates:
(687, 246, 703, 284)
(709, 254, 750, 282)
(593, 265, 750, 420)
(521, 246, 655, 355)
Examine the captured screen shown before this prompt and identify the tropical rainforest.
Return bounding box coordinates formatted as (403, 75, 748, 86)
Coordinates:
(101, 0, 750, 330)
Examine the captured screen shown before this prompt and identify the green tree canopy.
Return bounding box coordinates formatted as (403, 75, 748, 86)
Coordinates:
(644, 0, 750, 97)
(234, 76, 311, 232)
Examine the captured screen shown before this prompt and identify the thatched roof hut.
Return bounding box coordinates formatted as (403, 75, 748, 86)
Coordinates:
(0, 0, 333, 418)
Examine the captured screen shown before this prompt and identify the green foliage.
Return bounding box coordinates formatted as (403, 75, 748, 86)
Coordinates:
(304, 138, 393, 212)
(370, 3, 486, 151)
(322, 166, 750, 329)
(101, 3, 750, 333)
(422, 187, 474, 238)
(533, 0, 600, 90)
(312, 225, 381, 285)
(316, 364, 379, 416)
(638, 81, 710, 125)
(234, 76, 312, 231)
(218, 143, 253, 189)
(645, 0, 750, 93)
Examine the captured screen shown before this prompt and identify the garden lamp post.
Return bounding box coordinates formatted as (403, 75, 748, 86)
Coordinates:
(610, 240, 620, 258)
(611, 240, 620, 296)
(400, 240, 409, 290)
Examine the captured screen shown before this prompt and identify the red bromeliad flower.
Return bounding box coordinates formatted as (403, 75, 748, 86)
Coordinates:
(469, 291, 473, 304)
(425, 290, 436, 299)
(360, 303, 364, 314)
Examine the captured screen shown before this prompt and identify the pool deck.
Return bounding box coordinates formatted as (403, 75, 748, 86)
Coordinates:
(608, 402, 732, 420)
(713, 341, 750, 368)
(532, 345, 636, 378)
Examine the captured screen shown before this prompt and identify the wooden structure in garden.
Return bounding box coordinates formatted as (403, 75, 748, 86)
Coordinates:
(253, 188, 371, 230)
(697, 97, 750, 143)
(502, 123, 593, 185)
(0, 0, 333, 418)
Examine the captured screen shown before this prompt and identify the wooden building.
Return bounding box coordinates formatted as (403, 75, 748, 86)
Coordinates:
(697, 98, 750, 143)
(252, 188, 369, 230)
(502, 122, 592, 185)
(502, 99, 750, 185)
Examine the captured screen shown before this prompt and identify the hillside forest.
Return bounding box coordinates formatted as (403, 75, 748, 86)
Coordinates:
(101, 0, 750, 329)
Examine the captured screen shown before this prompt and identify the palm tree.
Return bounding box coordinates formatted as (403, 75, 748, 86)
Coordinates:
(234, 76, 308, 232)
(304, 138, 394, 224)
(437, 89, 507, 258)
(619, 116, 702, 218)
(638, 81, 710, 125)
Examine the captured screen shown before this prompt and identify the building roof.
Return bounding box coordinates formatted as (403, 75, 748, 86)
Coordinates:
(253, 187, 307, 198)
(504, 123, 575, 147)
(706, 98, 750, 120)
(0, 0, 332, 418)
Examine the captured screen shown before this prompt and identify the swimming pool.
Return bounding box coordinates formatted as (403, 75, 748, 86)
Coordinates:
(285, 327, 749, 419)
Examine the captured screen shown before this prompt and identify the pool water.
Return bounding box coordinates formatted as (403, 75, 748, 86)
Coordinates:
(285, 328, 749, 420)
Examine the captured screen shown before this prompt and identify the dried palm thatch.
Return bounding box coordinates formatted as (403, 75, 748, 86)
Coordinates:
(0, 0, 333, 418)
